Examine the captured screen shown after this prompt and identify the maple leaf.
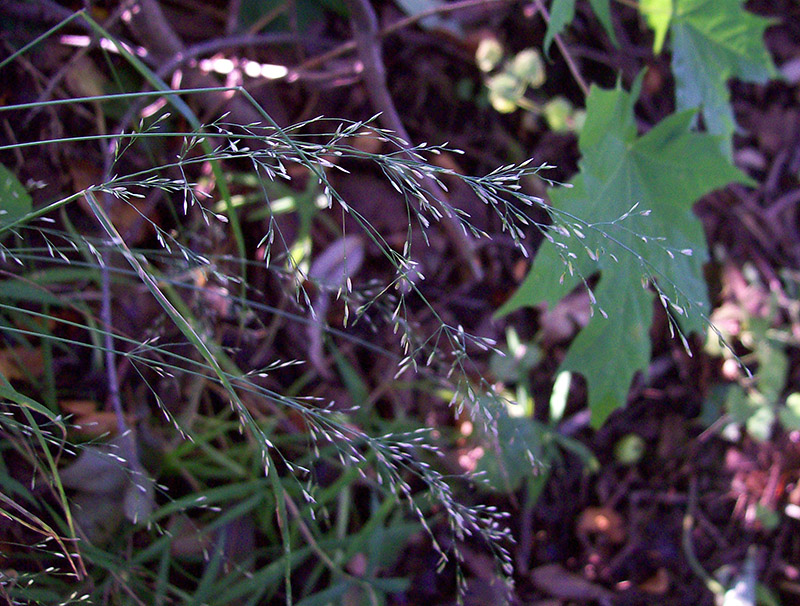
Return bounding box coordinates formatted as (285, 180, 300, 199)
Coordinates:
(666, 0, 777, 157)
(497, 74, 753, 427)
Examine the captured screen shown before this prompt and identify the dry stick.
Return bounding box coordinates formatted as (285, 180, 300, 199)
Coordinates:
(683, 477, 726, 596)
(343, 0, 484, 281)
(0, 0, 83, 27)
(88, 0, 179, 478)
(106, 31, 297, 154)
(298, 0, 514, 72)
(29, 2, 151, 482)
(153, 33, 297, 79)
(225, 0, 241, 36)
(123, 0, 279, 129)
(531, 0, 590, 98)
(381, 0, 515, 38)
(20, 3, 134, 128)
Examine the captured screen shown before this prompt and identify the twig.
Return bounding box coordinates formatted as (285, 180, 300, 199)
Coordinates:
(382, 0, 515, 38)
(153, 32, 297, 79)
(683, 476, 726, 597)
(0, 0, 84, 28)
(22, 3, 131, 128)
(98, 236, 127, 441)
(344, 0, 484, 280)
(297, 0, 514, 72)
(531, 0, 590, 97)
(121, 0, 283, 128)
(225, 0, 241, 36)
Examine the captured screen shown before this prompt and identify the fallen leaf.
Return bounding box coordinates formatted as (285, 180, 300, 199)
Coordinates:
(530, 563, 615, 601)
(0, 347, 44, 381)
(308, 235, 365, 291)
(639, 567, 670, 594)
(307, 236, 365, 376)
(167, 515, 212, 559)
(576, 506, 626, 544)
(60, 433, 155, 536)
(60, 399, 126, 438)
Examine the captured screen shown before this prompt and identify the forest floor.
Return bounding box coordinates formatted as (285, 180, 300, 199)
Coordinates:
(2, 1, 800, 604)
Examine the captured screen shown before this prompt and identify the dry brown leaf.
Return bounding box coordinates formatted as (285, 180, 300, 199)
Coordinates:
(538, 288, 592, 344)
(576, 506, 626, 544)
(306, 236, 364, 376)
(0, 347, 44, 381)
(638, 567, 670, 594)
(530, 563, 615, 601)
(64, 55, 107, 99)
(60, 399, 128, 438)
(167, 515, 212, 559)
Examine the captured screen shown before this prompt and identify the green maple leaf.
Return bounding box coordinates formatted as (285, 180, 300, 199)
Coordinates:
(497, 74, 753, 427)
(663, 0, 776, 157)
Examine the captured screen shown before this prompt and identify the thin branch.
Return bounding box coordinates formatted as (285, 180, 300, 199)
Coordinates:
(0, 0, 84, 28)
(531, 0, 590, 97)
(297, 0, 515, 71)
(344, 0, 484, 280)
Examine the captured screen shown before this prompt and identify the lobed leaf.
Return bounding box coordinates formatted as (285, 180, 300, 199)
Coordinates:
(497, 73, 753, 426)
(665, 0, 777, 157)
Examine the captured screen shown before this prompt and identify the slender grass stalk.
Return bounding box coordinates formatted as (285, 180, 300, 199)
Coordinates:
(0, 11, 723, 603)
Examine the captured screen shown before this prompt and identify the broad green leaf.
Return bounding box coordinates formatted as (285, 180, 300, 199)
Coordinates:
(669, 0, 776, 157)
(543, 0, 575, 57)
(475, 409, 544, 493)
(544, 0, 616, 57)
(0, 163, 32, 230)
(779, 393, 800, 431)
(639, 0, 673, 53)
(497, 74, 752, 426)
(587, 0, 617, 46)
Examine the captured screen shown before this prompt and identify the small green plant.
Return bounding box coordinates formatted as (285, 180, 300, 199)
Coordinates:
(475, 38, 585, 132)
(704, 285, 800, 442)
(473, 328, 597, 505)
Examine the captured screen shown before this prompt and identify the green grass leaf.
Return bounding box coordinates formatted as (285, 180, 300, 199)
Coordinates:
(669, 0, 777, 157)
(497, 73, 752, 426)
